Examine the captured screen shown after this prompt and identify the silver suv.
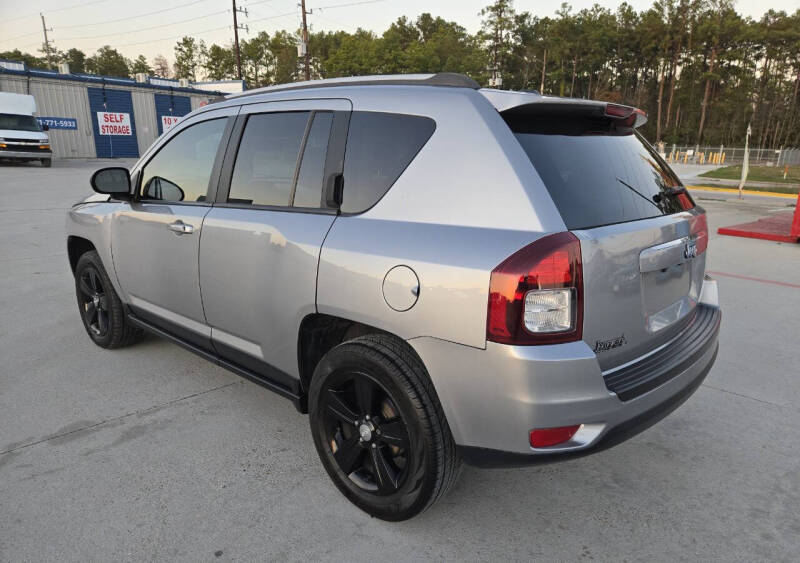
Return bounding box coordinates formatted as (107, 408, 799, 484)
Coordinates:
(66, 73, 721, 521)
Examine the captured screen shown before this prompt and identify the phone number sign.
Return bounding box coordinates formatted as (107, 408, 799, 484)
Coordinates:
(97, 112, 132, 135)
(37, 117, 77, 130)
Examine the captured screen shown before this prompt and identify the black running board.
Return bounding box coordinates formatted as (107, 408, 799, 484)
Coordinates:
(127, 314, 303, 409)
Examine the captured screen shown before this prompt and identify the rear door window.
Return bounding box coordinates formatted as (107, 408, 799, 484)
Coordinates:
(293, 112, 333, 208)
(228, 112, 309, 206)
(508, 115, 691, 229)
(341, 111, 435, 213)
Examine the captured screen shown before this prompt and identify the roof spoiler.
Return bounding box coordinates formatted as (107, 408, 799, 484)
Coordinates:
(483, 90, 647, 129)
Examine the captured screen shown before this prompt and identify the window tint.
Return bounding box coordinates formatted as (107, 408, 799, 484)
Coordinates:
(509, 117, 690, 229)
(141, 118, 226, 203)
(228, 112, 309, 206)
(341, 112, 435, 213)
(293, 112, 333, 208)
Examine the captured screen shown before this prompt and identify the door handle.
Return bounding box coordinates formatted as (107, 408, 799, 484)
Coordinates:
(167, 220, 194, 235)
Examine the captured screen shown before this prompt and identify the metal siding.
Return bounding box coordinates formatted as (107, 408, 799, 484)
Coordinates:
(87, 87, 139, 158)
(132, 91, 157, 156)
(30, 79, 94, 158)
(0, 76, 28, 94)
(1, 76, 95, 158)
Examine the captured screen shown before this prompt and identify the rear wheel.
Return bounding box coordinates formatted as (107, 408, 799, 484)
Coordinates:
(309, 335, 461, 521)
(74, 250, 142, 349)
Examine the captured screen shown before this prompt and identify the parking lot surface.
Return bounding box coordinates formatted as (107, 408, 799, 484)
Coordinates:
(1, 160, 799, 561)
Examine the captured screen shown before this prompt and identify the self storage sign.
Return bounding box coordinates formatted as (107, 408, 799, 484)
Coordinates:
(97, 112, 132, 135)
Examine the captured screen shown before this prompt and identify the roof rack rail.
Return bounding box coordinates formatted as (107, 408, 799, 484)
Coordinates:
(227, 72, 480, 99)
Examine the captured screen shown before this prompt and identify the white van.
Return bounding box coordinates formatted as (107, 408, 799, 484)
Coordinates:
(0, 92, 52, 167)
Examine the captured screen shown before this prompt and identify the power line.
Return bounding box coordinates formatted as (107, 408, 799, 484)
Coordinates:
(56, 0, 213, 29)
(102, 11, 295, 49)
(58, 10, 229, 41)
(316, 0, 387, 10)
(5, 0, 111, 23)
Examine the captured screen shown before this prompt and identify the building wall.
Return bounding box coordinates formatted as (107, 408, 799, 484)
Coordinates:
(131, 90, 158, 156)
(0, 74, 222, 159)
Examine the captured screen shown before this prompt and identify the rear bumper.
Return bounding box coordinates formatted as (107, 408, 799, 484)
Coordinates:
(409, 281, 721, 467)
(0, 150, 51, 159)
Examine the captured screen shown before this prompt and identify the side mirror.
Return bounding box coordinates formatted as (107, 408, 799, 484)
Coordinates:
(41, 124, 50, 131)
(90, 167, 131, 199)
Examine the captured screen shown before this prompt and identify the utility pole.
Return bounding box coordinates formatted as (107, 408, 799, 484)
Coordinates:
(40, 13, 53, 70)
(299, 0, 311, 81)
(232, 0, 248, 80)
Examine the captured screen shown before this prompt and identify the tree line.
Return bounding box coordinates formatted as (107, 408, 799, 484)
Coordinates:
(3, 0, 800, 148)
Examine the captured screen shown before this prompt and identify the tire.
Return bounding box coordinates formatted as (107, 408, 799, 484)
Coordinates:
(309, 334, 461, 521)
(74, 250, 142, 349)
(41, 158, 52, 167)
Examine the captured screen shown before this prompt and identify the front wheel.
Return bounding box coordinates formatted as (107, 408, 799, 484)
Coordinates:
(41, 158, 52, 167)
(74, 250, 142, 349)
(309, 335, 461, 521)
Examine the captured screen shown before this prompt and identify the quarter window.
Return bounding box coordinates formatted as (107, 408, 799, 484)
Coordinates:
(341, 112, 435, 213)
(140, 118, 226, 203)
(228, 112, 309, 206)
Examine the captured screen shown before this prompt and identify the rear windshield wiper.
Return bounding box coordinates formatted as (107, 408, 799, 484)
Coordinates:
(615, 177, 662, 210)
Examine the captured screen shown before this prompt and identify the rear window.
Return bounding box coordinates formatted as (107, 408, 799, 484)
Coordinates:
(341, 111, 435, 213)
(508, 115, 691, 229)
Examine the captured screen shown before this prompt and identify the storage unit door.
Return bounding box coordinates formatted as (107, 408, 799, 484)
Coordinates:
(87, 87, 139, 158)
(154, 93, 192, 135)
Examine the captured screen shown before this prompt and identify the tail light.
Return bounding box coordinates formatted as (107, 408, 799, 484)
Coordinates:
(487, 232, 583, 345)
(689, 213, 709, 256)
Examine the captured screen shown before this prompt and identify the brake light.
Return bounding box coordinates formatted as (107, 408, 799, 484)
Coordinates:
(487, 232, 583, 345)
(689, 213, 709, 256)
(605, 104, 647, 127)
(530, 425, 582, 447)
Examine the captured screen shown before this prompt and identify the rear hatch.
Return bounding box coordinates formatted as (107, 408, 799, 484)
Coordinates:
(504, 101, 708, 370)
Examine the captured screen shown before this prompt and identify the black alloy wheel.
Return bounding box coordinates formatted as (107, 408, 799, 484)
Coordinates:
(74, 250, 142, 349)
(309, 335, 461, 521)
(321, 371, 412, 494)
(78, 266, 110, 338)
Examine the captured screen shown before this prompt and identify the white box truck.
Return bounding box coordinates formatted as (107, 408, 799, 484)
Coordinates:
(0, 92, 52, 166)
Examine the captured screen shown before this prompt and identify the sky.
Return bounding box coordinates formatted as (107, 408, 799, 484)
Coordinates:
(1, 0, 797, 67)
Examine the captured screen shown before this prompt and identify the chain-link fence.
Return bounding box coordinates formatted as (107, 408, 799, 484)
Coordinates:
(654, 144, 796, 166)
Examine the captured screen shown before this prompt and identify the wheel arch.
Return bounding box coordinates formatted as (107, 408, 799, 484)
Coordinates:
(297, 313, 432, 413)
(67, 236, 97, 274)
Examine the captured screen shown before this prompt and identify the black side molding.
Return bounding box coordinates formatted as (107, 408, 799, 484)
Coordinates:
(127, 313, 304, 411)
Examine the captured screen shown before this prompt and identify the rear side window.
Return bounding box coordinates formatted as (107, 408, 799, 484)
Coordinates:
(341, 111, 435, 213)
(228, 112, 309, 206)
(509, 116, 690, 229)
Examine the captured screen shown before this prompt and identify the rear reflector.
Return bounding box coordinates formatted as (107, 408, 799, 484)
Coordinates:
(530, 425, 582, 448)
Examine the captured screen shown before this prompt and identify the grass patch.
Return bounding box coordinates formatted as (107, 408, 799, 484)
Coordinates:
(690, 183, 799, 195)
(698, 165, 800, 184)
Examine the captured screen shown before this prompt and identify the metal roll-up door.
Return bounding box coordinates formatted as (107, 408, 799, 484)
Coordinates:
(87, 87, 139, 158)
(154, 93, 192, 136)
